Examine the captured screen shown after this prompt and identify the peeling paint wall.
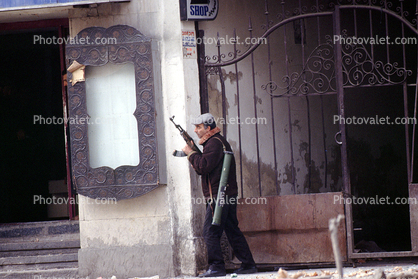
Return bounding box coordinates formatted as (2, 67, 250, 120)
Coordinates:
(199, 0, 342, 197)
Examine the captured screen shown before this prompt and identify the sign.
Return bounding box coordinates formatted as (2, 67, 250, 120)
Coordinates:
(180, 0, 218, 21)
(0, 0, 129, 11)
(182, 30, 197, 59)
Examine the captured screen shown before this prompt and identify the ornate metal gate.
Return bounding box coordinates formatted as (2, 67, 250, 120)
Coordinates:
(201, 0, 418, 262)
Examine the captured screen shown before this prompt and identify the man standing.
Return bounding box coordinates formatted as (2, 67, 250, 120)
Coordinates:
(182, 113, 257, 277)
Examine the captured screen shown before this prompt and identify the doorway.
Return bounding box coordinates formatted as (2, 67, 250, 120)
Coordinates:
(345, 86, 412, 253)
(0, 24, 70, 223)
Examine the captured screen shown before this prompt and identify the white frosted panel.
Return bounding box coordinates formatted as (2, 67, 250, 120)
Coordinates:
(85, 63, 139, 169)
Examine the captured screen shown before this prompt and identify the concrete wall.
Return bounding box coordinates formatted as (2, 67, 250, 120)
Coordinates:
(237, 193, 346, 264)
(68, 0, 206, 277)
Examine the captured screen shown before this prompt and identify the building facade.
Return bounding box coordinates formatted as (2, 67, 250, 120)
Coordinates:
(1, 0, 418, 278)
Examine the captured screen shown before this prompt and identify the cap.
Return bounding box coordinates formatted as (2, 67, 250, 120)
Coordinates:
(191, 113, 216, 125)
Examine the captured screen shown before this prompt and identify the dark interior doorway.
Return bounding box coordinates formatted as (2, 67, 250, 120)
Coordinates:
(0, 27, 68, 223)
(345, 86, 412, 252)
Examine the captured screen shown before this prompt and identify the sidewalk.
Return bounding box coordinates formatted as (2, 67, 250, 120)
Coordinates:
(174, 260, 418, 279)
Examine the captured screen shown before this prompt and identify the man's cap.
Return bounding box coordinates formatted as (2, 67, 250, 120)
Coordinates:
(191, 113, 215, 125)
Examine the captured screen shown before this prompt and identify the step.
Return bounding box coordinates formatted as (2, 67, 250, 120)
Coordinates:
(0, 253, 78, 266)
(0, 220, 80, 276)
(0, 247, 80, 258)
(0, 220, 79, 243)
(0, 267, 79, 279)
(0, 240, 80, 257)
(0, 258, 78, 274)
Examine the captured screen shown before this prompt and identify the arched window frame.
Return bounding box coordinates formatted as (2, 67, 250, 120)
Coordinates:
(66, 25, 159, 200)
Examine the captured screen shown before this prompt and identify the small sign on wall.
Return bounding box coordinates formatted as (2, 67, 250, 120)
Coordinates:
(182, 30, 197, 59)
(180, 0, 218, 21)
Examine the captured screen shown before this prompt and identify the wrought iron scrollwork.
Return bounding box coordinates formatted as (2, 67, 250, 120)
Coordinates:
(262, 39, 411, 97)
(341, 42, 412, 87)
(262, 43, 336, 96)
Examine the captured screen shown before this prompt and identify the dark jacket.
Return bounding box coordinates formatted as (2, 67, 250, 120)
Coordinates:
(188, 128, 238, 199)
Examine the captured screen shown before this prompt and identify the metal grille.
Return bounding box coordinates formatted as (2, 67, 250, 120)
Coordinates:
(202, 0, 418, 199)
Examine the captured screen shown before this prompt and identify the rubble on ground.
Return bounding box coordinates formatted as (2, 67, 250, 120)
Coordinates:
(274, 266, 418, 279)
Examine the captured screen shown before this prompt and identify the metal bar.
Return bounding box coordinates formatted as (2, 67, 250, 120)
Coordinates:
(249, 18, 263, 196)
(369, 0, 374, 60)
(299, 0, 311, 192)
(320, 95, 328, 190)
(333, 5, 354, 261)
(316, 0, 328, 191)
(275, 92, 338, 97)
(306, 96, 312, 191)
(233, 28, 244, 198)
(216, 32, 227, 137)
(196, 25, 209, 114)
(399, 1, 412, 184)
(410, 2, 418, 183)
(288, 99, 295, 194)
(219, 67, 227, 137)
(281, 1, 296, 194)
(411, 83, 418, 183)
(384, 1, 390, 68)
(405, 82, 412, 183)
(353, 3, 360, 86)
(316, 0, 320, 45)
(350, 251, 418, 259)
(264, 0, 279, 195)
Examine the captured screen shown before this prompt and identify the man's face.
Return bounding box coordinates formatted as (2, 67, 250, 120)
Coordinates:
(194, 123, 211, 139)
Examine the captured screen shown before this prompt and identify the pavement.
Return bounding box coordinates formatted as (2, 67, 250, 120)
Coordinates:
(172, 259, 418, 279)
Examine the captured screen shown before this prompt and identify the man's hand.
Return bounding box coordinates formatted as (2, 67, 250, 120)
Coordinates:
(182, 144, 193, 156)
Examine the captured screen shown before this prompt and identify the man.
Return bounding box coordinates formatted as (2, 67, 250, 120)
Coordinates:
(182, 113, 257, 278)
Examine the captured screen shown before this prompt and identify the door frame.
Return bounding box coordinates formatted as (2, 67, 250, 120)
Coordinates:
(0, 18, 75, 220)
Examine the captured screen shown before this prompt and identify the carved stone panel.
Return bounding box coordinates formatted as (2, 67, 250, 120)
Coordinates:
(66, 25, 159, 200)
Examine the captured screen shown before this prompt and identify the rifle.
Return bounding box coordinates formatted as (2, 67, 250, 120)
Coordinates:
(170, 115, 202, 157)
